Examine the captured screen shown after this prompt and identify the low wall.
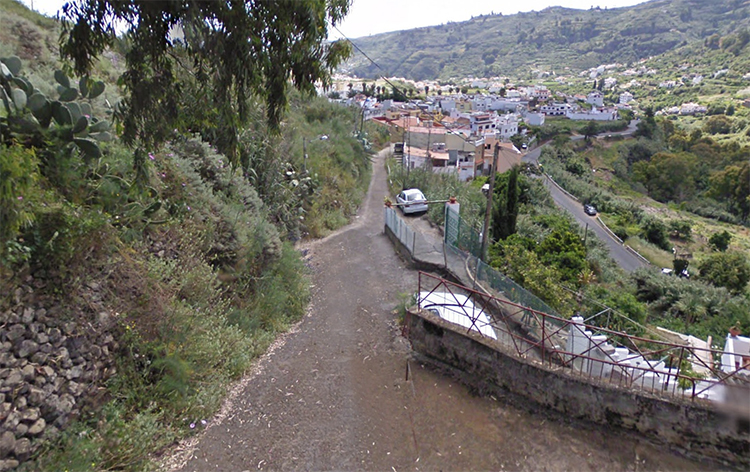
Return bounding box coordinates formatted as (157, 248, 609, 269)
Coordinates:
(405, 308, 750, 467)
(383, 224, 443, 273)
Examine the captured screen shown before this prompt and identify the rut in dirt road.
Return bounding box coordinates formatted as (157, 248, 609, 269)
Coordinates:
(167, 149, 716, 472)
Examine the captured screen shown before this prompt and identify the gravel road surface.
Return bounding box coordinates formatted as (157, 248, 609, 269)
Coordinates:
(165, 148, 715, 472)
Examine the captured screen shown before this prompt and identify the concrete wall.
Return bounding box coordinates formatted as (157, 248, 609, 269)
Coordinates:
(405, 309, 750, 467)
(383, 223, 443, 273)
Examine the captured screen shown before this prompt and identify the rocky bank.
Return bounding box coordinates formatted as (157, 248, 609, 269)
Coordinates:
(0, 275, 118, 470)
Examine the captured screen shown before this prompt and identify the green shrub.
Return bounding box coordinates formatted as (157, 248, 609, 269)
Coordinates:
(631, 268, 750, 339)
(641, 218, 671, 251)
(698, 251, 750, 294)
(709, 229, 732, 251)
(22, 202, 109, 274)
(681, 199, 739, 224)
(0, 146, 37, 244)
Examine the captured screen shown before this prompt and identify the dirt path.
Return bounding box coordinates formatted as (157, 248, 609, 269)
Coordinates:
(167, 149, 718, 472)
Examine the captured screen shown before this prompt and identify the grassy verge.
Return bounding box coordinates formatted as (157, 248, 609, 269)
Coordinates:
(624, 236, 673, 268)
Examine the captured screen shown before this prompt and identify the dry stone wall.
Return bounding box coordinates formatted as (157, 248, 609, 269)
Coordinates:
(0, 276, 117, 470)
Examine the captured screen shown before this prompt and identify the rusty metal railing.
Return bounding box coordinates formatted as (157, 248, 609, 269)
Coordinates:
(416, 272, 750, 404)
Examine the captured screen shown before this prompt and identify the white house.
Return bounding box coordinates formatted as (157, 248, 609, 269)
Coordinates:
(566, 107, 619, 121)
(471, 96, 491, 111)
(619, 91, 634, 105)
(603, 77, 618, 89)
(488, 97, 526, 112)
(439, 99, 456, 112)
(469, 113, 495, 134)
(679, 103, 707, 115)
(587, 91, 604, 107)
(496, 114, 518, 140)
(540, 103, 572, 116)
(471, 79, 488, 89)
(721, 332, 750, 374)
(528, 86, 551, 100)
(525, 112, 546, 126)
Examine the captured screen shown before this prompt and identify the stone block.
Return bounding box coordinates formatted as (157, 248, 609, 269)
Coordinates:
(0, 431, 15, 459)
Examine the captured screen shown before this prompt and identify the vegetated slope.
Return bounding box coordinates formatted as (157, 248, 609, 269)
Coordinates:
(631, 27, 750, 111)
(341, 0, 750, 81)
(1, 0, 371, 469)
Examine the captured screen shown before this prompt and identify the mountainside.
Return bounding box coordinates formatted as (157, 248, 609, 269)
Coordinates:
(342, 0, 750, 81)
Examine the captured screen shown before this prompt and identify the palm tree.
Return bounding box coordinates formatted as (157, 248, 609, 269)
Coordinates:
(674, 292, 707, 328)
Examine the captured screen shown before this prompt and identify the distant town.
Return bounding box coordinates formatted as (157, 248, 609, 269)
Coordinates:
(326, 72, 634, 180)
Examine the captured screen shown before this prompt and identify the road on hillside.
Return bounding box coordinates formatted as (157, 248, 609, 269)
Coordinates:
(523, 120, 646, 272)
(165, 148, 710, 472)
(543, 177, 646, 272)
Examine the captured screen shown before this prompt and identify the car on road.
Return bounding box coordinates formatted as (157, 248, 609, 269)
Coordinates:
(418, 291, 497, 339)
(584, 204, 597, 216)
(396, 188, 428, 215)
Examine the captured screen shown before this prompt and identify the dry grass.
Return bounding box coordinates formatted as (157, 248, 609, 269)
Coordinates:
(625, 236, 674, 268)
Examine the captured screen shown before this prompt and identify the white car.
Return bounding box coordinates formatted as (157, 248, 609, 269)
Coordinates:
(418, 291, 497, 340)
(396, 188, 428, 214)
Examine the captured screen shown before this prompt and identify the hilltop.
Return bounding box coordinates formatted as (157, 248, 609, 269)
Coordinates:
(341, 0, 750, 81)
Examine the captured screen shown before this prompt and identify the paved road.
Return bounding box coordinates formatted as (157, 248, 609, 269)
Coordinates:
(543, 177, 646, 273)
(523, 120, 646, 272)
(164, 148, 712, 472)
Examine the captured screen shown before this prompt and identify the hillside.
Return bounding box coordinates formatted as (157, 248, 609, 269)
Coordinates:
(1, 0, 371, 470)
(342, 0, 750, 81)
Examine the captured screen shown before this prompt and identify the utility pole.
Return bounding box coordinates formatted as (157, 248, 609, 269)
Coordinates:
(427, 125, 432, 168)
(583, 223, 589, 256)
(406, 120, 411, 189)
(359, 105, 365, 137)
(481, 143, 500, 260)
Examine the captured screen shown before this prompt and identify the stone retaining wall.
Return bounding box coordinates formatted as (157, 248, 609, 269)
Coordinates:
(406, 308, 750, 467)
(0, 276, 117, 470)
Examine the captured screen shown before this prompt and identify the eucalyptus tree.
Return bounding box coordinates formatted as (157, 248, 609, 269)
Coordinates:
(59, 0, 352, 162)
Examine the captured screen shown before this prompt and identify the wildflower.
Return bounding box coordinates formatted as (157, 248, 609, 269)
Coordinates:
(201, 419, 207, 426)
(149, 153, 156, 161)
(17, 196, 23, 201)
(190, 422, 196, 429)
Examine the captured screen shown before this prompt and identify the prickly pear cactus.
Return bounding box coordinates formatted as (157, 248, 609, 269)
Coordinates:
(0, 56, 111, 160)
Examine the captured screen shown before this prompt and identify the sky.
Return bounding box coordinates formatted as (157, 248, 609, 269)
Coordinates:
(22, 0, 650, 39)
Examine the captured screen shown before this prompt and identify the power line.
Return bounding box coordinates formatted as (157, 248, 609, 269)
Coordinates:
(334, 27, 469, 142)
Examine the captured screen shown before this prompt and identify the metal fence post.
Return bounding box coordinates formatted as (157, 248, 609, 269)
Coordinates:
(542, 314, 546, 365)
